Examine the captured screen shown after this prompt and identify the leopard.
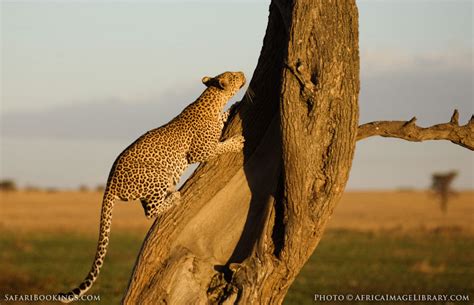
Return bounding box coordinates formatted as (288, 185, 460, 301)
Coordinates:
(58, 71, 246, 303)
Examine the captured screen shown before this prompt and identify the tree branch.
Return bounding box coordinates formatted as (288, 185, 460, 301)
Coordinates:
(357, 110, 474, 150)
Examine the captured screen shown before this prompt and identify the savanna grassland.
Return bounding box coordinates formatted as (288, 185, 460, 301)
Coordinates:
(1, 191, 473, 304)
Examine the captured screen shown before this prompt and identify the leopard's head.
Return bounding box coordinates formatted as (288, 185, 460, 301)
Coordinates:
(202, 71, 246, 97)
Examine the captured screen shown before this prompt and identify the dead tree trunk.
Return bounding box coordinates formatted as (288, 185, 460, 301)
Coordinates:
(123, 1, 359, 304)
(123, 0, 473, 304)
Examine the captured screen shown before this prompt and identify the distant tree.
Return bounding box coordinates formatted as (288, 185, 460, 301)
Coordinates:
(120, 1, 473, 303)
(46, 187, 59, 193)
(78, 185, 89, 192)
(0, 179, 17, 192)
(431, 171, 458, 213)
(24, 185, 41, 192)
(95, 184, 106, 192)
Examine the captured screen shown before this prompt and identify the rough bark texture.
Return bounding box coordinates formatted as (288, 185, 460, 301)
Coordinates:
(123, 1, 359, 304)
(357, 110, 474, 150)
(121, 0, 474, 303)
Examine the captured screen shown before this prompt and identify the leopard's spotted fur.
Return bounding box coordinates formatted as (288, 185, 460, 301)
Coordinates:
(58, 71, 246, 303)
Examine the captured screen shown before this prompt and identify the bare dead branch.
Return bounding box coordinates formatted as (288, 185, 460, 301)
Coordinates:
(357, 110, 474, 150)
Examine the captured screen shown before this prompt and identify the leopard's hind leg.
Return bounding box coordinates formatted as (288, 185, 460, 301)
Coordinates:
(141, 160, 187, 219)
(141, 189, 181, 219)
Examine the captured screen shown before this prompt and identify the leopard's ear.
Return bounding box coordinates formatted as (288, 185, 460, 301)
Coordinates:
(202, 76, 212, 87)
(217, 78, 229, 90)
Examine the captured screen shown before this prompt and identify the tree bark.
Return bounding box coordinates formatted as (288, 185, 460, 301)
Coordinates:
(123, 1, 360, 303)
(121, 0, 474, 303)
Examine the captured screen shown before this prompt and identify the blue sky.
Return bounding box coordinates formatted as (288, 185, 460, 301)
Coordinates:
(1, 0, 473, 189)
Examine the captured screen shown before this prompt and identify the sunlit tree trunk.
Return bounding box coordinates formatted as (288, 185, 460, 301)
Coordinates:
(123, 0, 474, 301)
(122, 1, 359, 303)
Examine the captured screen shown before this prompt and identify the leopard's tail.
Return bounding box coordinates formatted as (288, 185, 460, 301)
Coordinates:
(58, 190, 115, 303)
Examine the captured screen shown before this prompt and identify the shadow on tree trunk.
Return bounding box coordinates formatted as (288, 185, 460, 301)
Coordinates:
(121, 0, 473, 303)
(123, 0, 359, 303)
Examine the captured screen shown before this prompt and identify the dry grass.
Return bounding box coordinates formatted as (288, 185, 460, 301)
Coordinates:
(328, 190, 474, 234)
(0, 191, 151, 236)
(1, 190, 472, 235)
(1, 190, 472, 304)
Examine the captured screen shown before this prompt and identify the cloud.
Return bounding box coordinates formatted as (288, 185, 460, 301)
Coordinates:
(2, 49, 472, 141)
(1, 83, 204, 141)
(359, 49, 473, 124)
(361, 48, 473, 74)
